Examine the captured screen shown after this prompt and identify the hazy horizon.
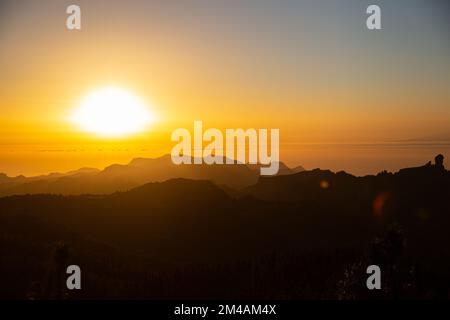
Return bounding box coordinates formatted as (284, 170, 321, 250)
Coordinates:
(1, 142, 448, 178)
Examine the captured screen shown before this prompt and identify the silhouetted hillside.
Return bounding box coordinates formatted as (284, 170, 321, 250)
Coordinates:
(0, 156, 449, 299)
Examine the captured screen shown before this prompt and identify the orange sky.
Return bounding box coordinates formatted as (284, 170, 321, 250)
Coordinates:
(1, 0, 449, 176)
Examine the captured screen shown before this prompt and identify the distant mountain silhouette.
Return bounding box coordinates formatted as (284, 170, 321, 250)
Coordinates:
(0, 155, 303, 196)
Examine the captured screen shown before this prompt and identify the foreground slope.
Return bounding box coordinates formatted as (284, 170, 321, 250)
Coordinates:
(0, 158, 449, 299)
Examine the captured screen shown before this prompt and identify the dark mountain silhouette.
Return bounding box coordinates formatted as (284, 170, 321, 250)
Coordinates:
(0, 155, 302, 196)
(0, 155, 448, 299)
(244, 154, 449, 203)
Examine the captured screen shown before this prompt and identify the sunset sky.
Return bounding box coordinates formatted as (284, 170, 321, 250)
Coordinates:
(0, 0, 449, 176)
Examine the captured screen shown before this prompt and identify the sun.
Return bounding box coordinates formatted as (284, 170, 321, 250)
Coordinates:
(71, 86, 155, 137)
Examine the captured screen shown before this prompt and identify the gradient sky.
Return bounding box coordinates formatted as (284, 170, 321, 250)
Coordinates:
(0, 0, 449, 175)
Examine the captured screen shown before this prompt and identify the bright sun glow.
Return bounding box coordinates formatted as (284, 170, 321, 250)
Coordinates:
(71, 87, 155, 137)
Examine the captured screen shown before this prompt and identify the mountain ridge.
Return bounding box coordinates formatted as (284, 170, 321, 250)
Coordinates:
(0, 155, 449, 299)
(0, 155, 303, 196)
